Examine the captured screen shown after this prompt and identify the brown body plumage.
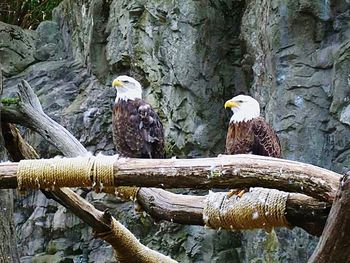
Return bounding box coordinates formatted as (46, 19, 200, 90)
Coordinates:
(225, 117, 281, 158)
(112, 96, 165, 158)
(224, 95, 281, 158)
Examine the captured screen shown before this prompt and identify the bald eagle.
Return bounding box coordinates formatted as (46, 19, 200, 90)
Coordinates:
(224, 95, 281, 157)
(112, 76, 165, 158)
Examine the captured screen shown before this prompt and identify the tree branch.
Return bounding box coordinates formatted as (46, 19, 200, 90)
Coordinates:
(1, 80, 177, 262)
(2, 80, 87, 157)
(0, 155, 340, 203)
(308, 174, 350, 262)
(137, 188, 330, 236)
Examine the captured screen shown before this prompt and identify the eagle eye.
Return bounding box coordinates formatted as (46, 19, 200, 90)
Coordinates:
(123, 80, 129, 83)
(238, 100, 243, 103)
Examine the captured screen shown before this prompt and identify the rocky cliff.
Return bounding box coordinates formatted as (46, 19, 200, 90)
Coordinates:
(1, 0, 350, 262)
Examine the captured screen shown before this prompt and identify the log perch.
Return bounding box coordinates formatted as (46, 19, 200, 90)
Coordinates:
(0, 154, 340, 203)
(0, 157, 332, 235)
(137, 188, 330, 236)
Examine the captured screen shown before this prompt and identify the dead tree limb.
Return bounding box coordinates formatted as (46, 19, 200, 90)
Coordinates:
(137, 188, 330, 236)
(0, 157, 333, 235)
(2, 80, 87, 157)
(308, 174, 350, 262)
(2, 123, 39, 160)
(0, 155, 340, 203)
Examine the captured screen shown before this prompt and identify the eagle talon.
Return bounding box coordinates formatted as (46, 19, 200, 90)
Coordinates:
(227, 188, 249, 199)
(237, 189, 247, 198)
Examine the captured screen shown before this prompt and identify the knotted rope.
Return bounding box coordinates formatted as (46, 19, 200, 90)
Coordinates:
(17, 155, 116, 191)
(203, 188, 289, 231)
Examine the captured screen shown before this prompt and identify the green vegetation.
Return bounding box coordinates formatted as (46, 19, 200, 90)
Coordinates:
(1, 97, 20, 106)
(0, 0, 62, 29)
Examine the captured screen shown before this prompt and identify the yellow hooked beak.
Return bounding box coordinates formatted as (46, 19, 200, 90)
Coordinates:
(224, 99, 239, 109)
(112, 79, 123, 87)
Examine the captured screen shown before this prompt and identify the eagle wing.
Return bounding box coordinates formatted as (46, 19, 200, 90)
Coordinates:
(135, 99, 165, 158)
(251, 117, 281, 158)
(112, 99, 165, 158)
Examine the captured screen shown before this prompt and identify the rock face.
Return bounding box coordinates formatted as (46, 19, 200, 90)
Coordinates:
(2, 0, 350, 262)
(0, 22, 37, 76)
(241, 0, 350, 173)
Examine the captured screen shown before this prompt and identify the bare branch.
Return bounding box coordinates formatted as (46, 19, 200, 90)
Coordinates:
(0, 155, 340, 203)
(137, 188, 330, 236)
(2, 123, 39, 160)
(2, 80, 87, 157)
(308, 174, 350, 262)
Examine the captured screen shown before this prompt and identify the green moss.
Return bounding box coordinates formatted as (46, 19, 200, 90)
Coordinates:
(46, 240, 57, 254)
(263, 230, 279, 263)
(1, 97, 20, 106)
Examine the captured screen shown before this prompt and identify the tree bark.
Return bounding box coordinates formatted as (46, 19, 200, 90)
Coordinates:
(137, 188, 330, 236)
(0, 154, 340, 203)
(308, 174, 350, 262)
(0, 189, 20, 263)
(0, 67, 20, 263)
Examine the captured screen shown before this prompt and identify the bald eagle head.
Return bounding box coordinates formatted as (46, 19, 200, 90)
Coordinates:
(224, 95, 260, 123)
(112, 75, 142, 101)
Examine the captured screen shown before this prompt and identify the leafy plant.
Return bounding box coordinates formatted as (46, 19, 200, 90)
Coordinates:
(0, 0, 62, 29)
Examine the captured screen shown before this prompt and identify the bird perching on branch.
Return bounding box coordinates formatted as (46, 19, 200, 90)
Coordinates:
(224, 95, 281, 198)
(224, 95, 281, 158)
(111, 76, 165, 158)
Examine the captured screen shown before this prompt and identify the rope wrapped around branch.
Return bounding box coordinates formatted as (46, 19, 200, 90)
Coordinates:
(96, 217, 177, 263)
(17, 155, 116, 191)
(203, 188, 290, 231)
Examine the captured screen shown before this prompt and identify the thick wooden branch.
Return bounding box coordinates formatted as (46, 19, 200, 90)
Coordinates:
(113, 155, 340, 202)
(0, 155, 340, 203)
(2, 123, 39, 161)
(137, 188, 330, 236)
(308, 174, 350, 262)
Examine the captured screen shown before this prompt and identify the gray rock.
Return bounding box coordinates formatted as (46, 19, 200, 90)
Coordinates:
(340, 104, 350, 125)
(0, 22, 37, 76)
(2, 0, 350, 262)
(34, 21, 66, 61)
